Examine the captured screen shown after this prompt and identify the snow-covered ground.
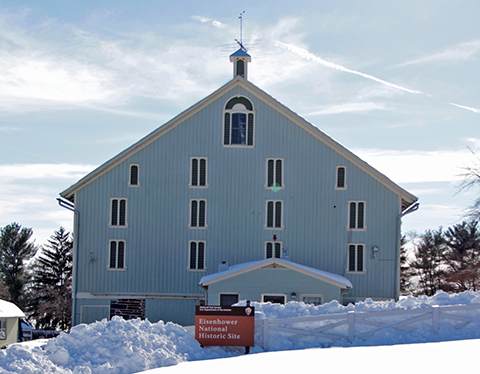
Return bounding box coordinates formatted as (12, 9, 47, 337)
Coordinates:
(1, 291, 480, 374)
(149, 339, 480, 374)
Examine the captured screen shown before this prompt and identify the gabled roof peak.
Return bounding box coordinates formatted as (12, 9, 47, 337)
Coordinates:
(230, 48, 250, 58)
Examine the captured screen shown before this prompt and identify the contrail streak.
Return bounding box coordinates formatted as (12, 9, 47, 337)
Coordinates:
(275, 41, 423, 94)
(276, 41, 480, 115)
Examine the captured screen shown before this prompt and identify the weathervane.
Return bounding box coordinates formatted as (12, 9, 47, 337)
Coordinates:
(235, 11, 247, 52)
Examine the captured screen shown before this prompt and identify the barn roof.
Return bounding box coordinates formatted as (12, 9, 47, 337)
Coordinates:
(199, 258, 353, 290)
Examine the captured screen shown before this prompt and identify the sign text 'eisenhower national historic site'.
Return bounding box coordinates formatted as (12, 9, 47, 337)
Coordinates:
(195, 305, 255, 347)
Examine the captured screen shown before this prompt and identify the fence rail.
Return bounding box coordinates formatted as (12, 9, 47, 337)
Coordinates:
(258, 303, 480, 350)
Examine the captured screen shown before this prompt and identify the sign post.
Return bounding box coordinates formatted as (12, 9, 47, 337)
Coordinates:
(195, 304, 255, 353)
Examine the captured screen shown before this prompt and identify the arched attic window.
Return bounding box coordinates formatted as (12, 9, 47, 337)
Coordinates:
(223, 96, 255, 146)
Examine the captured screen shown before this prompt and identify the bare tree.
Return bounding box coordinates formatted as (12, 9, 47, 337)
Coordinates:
(457, 148, 480, 221)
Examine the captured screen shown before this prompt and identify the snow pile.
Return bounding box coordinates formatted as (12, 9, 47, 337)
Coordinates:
(0, 317, 223, 374)
(246, 291, 480, 350)
(1, 291, 480, 374)
(247, 290, 480, 320)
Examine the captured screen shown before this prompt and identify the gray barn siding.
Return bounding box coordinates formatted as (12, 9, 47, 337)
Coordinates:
(73, 84, 405, 324)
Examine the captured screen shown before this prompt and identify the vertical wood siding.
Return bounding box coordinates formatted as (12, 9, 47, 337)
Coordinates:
(74, 85, 404, 323)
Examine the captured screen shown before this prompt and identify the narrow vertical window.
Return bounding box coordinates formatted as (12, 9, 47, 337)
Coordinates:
(110, 198, 127, 227)
(109, 240, 126, 270)
(266, 158, 284, 189)
(347, 244, 365, 273)
(232, 113, 247, 145)
(129, 164, 139, 186)
(336, 166, 346, 189)
(265, 200, 284, 229)
(189, 241, 206, 270)
(265, 241, 282, 259)
(190, 158, 208, 187)
(236, 59, 245, 77)
(348, 201, 366, 230)
(189, 199, 207, 228)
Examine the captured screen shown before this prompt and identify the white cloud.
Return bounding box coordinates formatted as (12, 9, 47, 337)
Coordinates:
(0, 126, 23, 132)
(396, 40, 480, 67)
(0, 163, 88, 245)
(464, 138, 480, 149)
(191, 16, 210, 23)
(0, 163, 95, 180)
(354, 148, 474, 183)
(306, 102, 390, 116)
(191, 16, 226, 29)
(0, 51, 119, 111)
(212, 21, 226, 29)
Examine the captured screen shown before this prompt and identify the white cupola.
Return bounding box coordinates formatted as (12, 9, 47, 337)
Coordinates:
(229, 48, 251, 79)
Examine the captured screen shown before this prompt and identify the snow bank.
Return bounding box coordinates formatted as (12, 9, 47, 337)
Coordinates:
(1, 291, 480, 374)
(0, 317, 222, 374)
(242, 291, 480, 350)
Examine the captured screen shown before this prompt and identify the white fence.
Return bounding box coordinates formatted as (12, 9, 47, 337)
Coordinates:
(257, 303, 480, 350)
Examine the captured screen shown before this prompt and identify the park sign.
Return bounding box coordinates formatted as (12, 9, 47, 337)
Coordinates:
(195, 305, 255, 347)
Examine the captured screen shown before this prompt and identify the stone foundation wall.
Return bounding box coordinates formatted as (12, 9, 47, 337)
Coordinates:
(110, 299, 146, 320)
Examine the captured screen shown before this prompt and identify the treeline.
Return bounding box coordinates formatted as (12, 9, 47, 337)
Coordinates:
(401, 220, 480, 296)
(0, 223, 72, 331)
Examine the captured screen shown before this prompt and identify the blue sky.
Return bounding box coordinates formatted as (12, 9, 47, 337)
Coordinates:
(0, 1, 479, 246)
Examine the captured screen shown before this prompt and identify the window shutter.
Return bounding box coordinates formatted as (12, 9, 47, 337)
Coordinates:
(348, 245, 356, 272)
(357, 245, 364, 272)
(247, 113, 254, 146)
(267, 202, 274, 227)
(275, 242, 281, 258)
(191, 159, 198, 186)
(275, 201, 282, 228)
(190, 242, 197, 269)
(266, 242, 273, 258)
(119, 199, 126, 226)
(357, 202, 365, 229)
(198, 200, 206, 227)
(267, 160, 274, 187)
(199, 159, 206, 186)
(197, 242, 205, 269)
(110, 241, 117, 268)
(275, 160, 282, 187)
(349, 202, 357, 229)
(117, 241, 125, 268)
(111, 200, 118, 226)
(224, 113, 230, 145)
(191, 201, 198, 227)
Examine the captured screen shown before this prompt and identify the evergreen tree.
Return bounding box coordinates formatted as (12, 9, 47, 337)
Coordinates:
(0, 223, 37, 310)
(442, 221, 480, 292)
(409, 228, 446, 296)
(31, 227, 73, 331)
